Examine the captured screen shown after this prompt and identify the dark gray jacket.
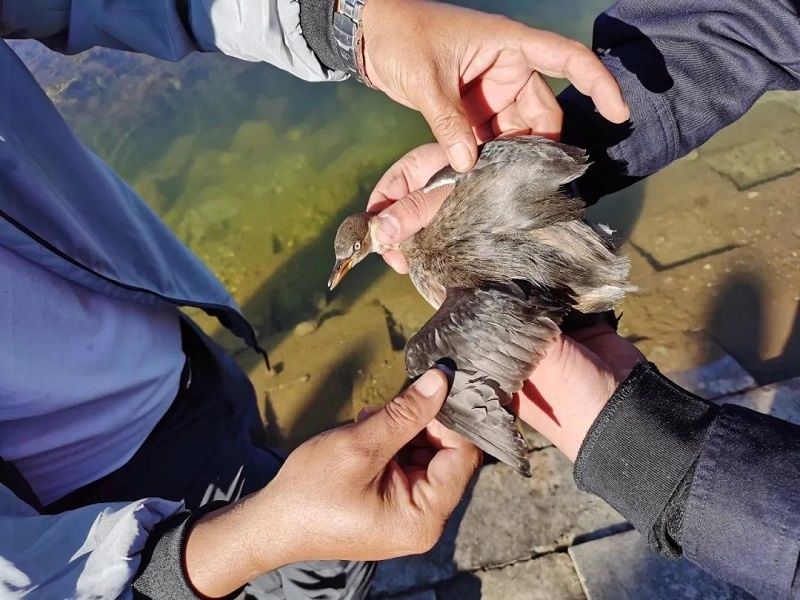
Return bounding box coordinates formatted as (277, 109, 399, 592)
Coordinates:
(558, 1, 800, 598)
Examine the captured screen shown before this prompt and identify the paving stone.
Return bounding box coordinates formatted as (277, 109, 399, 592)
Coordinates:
(436, 553, 585, 600)
(628, 209, 730, 268)
(714, 377, 800, 425)
(520, 422, 552, 450)
(669, 354, 757, 400)
(453, 448, 625, 570)
(372, 449, 625, 595)
(704, 134, 800, 190)
(636, 332, 756, 399)
(568, 530, 752, 600)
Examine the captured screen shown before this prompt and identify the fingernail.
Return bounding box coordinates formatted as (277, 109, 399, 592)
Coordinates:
(376, 213, 399, 243)
(434, 361, 455, 391)
(449, 141, 474, 172)
(413, 369, 445, 398)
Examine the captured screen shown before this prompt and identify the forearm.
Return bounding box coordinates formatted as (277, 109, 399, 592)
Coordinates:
(574, 362, 800, 598)
(0, 0, 345, 81)
(559, 0, 800, 202)
(183, 489, 295, 598)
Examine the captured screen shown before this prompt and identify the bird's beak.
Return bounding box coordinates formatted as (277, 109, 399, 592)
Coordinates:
(328, 257, 354, 290)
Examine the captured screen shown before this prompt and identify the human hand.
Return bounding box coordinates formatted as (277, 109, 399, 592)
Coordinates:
(360, 0, 629, 172)
(514, 324, 644, 461)
(367, 143, 451, 273)
(185, 368, 481, 597)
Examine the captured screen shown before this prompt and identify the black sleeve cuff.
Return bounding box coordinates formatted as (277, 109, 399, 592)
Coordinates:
(300, 0, 349, 73)
(133, 500, 238, 600)
(574, 362, 717, 555)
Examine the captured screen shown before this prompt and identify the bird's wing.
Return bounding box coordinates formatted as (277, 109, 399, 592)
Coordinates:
(426, 136, 589, 235)
(404, 282, 570, 476)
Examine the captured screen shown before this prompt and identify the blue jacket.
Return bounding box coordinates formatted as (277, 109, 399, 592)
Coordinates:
(0, 1, 343, 597)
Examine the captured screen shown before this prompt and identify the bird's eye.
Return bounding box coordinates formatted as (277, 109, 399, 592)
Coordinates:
(353, 241, 361, 251)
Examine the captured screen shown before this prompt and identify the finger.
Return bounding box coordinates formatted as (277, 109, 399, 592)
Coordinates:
(461, 77, 519, 128)
(382, 250, 409, 274)
(374, 184, 453, 246)
(413, 74, 478, 172)
(490, 104, 530, 139)
(424, 418, 472, 451)
(518, 30, 629, 123)
(356, 406, 381, 422)
(410, 447, 437, 467)
(368, 144, 450, 212)
(561, 49, 629, 124)
(354, 368, 450, 466)
(409, 441, 481, 516)
(514, 73, 562, 140)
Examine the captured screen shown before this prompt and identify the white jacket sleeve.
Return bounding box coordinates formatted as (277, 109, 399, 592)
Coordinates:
(0, 483, 183, 599)
(0, 0, 345, 82)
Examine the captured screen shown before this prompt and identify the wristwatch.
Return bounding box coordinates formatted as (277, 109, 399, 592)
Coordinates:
(333, 0, 368, 83)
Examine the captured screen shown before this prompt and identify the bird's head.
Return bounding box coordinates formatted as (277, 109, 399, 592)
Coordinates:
(328, 212, 376, 290)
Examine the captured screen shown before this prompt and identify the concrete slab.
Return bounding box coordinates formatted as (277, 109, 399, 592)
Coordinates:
(628, 210, 730, 269)
(453, 448, 626, 571)
(436, 553, 585, 600)
(704, 134, 800, 190)
(520, 422, 552, 451)
(669, 354, 757, 400)
(635, 332, 756, 398)
(714, 377, 800, 424)
(568, 530, 752, 600)
(372, 448, 625, 595)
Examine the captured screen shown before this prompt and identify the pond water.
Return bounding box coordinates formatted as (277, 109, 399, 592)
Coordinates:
(12, 1, 800, 446)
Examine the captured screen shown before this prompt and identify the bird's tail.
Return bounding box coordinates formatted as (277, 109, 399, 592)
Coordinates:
(573, 221, 637, 313)
(437, 371, 531, 477)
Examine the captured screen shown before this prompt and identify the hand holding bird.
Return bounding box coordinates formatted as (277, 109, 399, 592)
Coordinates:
(330, 137, 634, 475)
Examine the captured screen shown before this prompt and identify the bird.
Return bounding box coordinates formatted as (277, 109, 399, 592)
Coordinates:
(328, 136, 633, 476)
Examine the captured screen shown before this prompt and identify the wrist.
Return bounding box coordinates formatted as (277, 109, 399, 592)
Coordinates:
(573, 362, 717, 547)
(520, 335, 620, 462)
(332, 0, 369, 83)
(184, 490, 295, 597)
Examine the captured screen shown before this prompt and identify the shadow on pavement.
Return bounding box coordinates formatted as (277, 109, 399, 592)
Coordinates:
(706, 272, 800, 385)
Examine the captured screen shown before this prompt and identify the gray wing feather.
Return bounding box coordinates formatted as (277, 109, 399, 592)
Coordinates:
(425, 136, 589, 238)
(405, 283, 568, 476)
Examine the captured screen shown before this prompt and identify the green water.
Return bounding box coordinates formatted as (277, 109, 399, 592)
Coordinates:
(13, 0, 613, 337)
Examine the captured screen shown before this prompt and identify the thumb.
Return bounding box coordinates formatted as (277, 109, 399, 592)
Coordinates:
(354, 368, 450, 466)
(415, 79, 477, 172)
(375, 184, 451, 246)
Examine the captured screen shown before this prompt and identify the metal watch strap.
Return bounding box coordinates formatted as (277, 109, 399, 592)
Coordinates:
(333, 0, 367, 82)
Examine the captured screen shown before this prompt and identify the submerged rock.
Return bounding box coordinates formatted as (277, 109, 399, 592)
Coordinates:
(293, 319, 318, 336)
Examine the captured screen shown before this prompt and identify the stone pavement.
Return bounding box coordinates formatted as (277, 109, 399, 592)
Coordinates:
(369, 355, 800, 600)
